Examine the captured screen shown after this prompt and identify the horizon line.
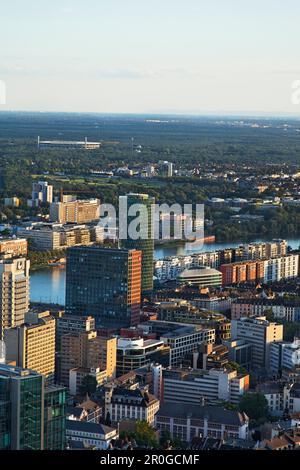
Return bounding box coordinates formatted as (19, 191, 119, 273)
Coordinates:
(1, 109, 300, 119)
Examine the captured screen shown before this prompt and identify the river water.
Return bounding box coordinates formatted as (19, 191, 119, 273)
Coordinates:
(30, 238, 300, 305)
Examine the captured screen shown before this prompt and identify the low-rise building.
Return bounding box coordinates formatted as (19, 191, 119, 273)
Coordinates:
(116, 337, 170, 376)
(155, 402, 249, 441)
(104, 386, 160, 426)
(162, 368, 249, 405)
(141, 322, 215, 367)
(66, 420, 117, 450)
(232, 298, 300, 322)
(220, 254, 299, 287)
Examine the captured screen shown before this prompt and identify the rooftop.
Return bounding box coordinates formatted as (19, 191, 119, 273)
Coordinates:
(66, 419, 116, 436)
(157, 402, 248, 426)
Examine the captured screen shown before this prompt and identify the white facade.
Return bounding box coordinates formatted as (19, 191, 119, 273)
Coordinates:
(162, 368, 249, 405)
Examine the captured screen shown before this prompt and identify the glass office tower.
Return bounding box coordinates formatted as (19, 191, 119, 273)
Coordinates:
(65, 246, 142, 328)
(119, 193, 155, 293)
(44, 385, 66, 450)
(0, 365, 66, 450)
(0, 365, 43, 450)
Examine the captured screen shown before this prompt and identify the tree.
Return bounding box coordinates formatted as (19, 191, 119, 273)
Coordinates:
(79, 375, 97, 396)
(239, 392, 269, 427)
(225, 362, 248, 375)
(120, 421, 158, 449)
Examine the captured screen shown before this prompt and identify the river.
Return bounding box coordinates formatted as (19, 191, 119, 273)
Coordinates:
(30, 237, 300, 305)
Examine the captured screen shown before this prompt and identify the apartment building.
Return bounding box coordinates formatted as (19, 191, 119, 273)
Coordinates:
(50, 197, 100, 224)
(231, 298, 300, 322)
(31, 181, 53, 204)
(60, 330, 117, 391)
(220, 254, 299, 287)
(162, 368, 249, 405)
(4, 311, 55, 383)
(0, 238, 27, 257)
(66, 420, 117, 450)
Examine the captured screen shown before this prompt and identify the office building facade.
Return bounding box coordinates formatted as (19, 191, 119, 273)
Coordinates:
(0, 365, 66, 450)
(120, 193, 155, 292)
(231, 316, 283, 369)
(66, 245, 141, 328)
(162, 368, 249, 405)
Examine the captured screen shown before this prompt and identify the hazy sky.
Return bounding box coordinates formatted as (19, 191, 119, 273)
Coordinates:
(1, 0, 300, 114)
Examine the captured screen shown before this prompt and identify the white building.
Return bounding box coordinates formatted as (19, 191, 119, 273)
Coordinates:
(162, 368, 249, 405)
(231, 316, 283, 369)
(270, 338, 300, 374)
(32, 180, 53, 204)
(104, 386, 160, 426)
(156, 402, 249, 441)
(66, 420, 117, 449)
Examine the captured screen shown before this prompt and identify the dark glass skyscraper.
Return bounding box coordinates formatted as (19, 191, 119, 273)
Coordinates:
(44, 385, 66, 450)
(119, 193, 155, 293)
(0, 365, 66, 450)
(65, 245, 142, 328)
(0, 365, 43, 450)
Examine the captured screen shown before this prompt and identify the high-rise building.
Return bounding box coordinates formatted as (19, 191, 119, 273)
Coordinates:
(55, 313, 95, 382)
(120, 193, 154, 292)
(4, 310, 55, 383)
(32, 180, 53, 204)
(231, 316, 283, 369)
(50, 197, 100, 224)
(0, 257, 30, 339)
(158, 160, 173, 177)
(0, 365, 43, 450)
(44, 385, 66, 450)
(0, 364, 66, 450)
(65, 245, 142, 328)
(56, 313, 95, 349)
(60, 330, 117, 389)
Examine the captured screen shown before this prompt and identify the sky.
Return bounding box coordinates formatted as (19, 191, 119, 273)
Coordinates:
(1, 0, 300, 115)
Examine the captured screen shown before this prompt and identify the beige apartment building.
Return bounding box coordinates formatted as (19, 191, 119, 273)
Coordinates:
(4, 310, 55, 382)
(60, 330, 117, 389)
(17, 223, 96, 251)
(0, 238, 28, 257)
(0, 257, 30, 339)
(50, 197, 100, 224)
